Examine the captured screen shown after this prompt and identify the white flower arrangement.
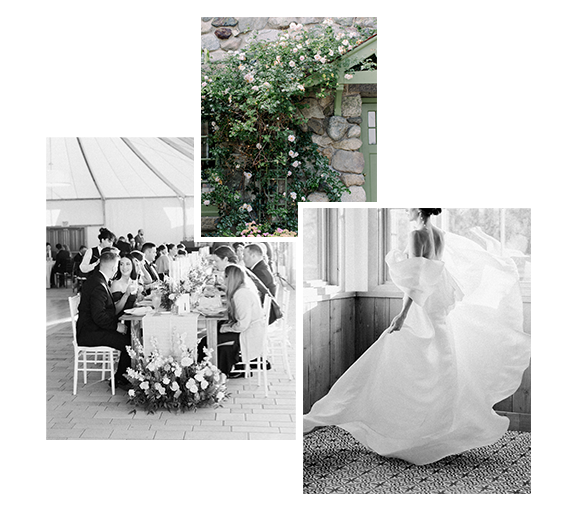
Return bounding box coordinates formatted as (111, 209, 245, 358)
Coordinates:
(126, 333, 229, 414)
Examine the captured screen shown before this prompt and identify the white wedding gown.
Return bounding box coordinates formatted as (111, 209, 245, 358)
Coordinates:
(303, 232, 531, 465)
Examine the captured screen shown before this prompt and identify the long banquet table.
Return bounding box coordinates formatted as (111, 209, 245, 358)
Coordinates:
(120, 309, 227, 368)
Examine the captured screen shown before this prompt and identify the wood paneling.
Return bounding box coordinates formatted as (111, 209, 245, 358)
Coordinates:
(304, 296, 356, 413)
(304, 292, 531, 430)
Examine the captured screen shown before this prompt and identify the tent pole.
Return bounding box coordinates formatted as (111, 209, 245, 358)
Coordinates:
(182, 197, 187, 242)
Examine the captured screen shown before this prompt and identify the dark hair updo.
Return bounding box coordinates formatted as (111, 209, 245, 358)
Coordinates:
(98, 227, 116, 242)
(419, 208, 442, 217)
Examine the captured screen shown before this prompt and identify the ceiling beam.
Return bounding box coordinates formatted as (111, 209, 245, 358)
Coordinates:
(120, 137, 187, 198)
(159, 137, 194, 161)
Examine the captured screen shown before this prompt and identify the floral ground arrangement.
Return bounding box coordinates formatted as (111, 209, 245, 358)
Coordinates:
(126, 333, 229, 414)
(202, 20, 377, 236)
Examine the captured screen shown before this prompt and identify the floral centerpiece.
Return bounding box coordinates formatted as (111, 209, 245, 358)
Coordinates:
(126, 331, 229, 414)
(155, 258, 214, 311)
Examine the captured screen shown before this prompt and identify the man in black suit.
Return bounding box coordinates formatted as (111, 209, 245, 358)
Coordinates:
(76, 250, 131, 389)
(243, 243, 278, 324)
(142, 242, 160, 283)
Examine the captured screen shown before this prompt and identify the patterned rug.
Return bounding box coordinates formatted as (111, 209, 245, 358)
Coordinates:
(303, 426, 530, 494)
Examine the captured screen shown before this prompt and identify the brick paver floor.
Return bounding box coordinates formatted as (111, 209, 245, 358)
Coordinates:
(46, 287, 296, 440)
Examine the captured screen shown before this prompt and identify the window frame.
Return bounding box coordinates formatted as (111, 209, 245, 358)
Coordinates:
(377, 208, 531, 300)
(302, 207, 344, 301)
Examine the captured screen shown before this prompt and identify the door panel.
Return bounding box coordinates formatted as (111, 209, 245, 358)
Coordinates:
(360, 99, 377, 202)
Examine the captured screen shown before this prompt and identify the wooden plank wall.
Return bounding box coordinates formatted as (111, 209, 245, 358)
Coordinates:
(303, 296, 355, 413)
(304, 293, 531, 431)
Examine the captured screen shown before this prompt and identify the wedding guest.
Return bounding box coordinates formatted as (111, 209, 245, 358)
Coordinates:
(130, 250, 153, 288)
(142, 242, 160, 282)
(46, 242, 53, 260)
(76, 250, 131, 390)
(243, 244, 277, 298)
(176, 243, 187, 256)
(114, 236, 132, 256)
(219, 264, 266, 375)
(167, 243, 178, 260)
(232, 242, 245, 267)
(127, 233, 136, 251)
(50, 243, 62, 287)
(213, 246, 273, 317)
(80, 227, 116, 276)
(110, 255, 140, 315)
(52, 244, 71, 287)
(155, 244, 171, 279)
(134, 229, 145, 251)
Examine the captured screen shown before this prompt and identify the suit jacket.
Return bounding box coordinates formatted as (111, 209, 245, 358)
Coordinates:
(76, 271, 119, 346)
(144, 260, 160, 282)
(249, 260, 278, 324)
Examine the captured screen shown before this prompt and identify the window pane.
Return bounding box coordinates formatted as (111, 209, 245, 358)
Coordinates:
(303, 209, 322, 282)
(368, 128, 376, 145)
(368, 111, 376, 127)
(388, 209, 410, 254)
(505, 208, 531, 281)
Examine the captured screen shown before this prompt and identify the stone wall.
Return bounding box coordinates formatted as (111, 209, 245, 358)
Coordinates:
(201, 16, 377, 206)
(201, 17, 377, 60)
(300, 87, 371, 202)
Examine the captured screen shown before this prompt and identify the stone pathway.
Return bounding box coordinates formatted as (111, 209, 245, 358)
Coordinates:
(46, 288, 296, 440)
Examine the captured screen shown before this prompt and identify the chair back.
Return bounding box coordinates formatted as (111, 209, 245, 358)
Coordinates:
(68, 294, 81, 349)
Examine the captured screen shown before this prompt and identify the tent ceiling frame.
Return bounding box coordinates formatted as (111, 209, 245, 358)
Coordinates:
(160, 137, 194, 161)
(121, 137, 187, 199)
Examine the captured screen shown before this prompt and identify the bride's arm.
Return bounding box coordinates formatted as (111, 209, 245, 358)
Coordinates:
(389, 232, 423, 333)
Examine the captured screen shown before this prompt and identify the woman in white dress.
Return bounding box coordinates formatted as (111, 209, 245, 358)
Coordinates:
(303, 208, 531, 465)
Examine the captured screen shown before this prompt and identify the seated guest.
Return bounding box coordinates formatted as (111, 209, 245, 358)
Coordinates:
(219, 264, 266, 375)
(130, 250, 153, 289)
(232, 242, 245, 267)
(243, 243, 279, 324)
(142, 242, 160, 282)
(76, 250, 131, 389)
(167, 243, 178, 260)
(110, 255, 140, 315)
(73, 246, 87, 274)
(213, 246, 272, 316)
(80, 227, 116, 277)
(46, 242, 53, 260)
(155, 244, 171, 279)
(114, 236, 132, 256)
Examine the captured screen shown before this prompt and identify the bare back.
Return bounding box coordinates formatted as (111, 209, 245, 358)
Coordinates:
(409, 225, 445, 260)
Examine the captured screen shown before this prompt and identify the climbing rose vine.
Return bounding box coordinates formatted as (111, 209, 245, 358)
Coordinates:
(201, 20, 376, 236)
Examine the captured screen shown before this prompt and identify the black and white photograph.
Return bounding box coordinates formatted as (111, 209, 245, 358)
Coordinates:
(46, 137, 296, 440)
(303, 207, 531, 493)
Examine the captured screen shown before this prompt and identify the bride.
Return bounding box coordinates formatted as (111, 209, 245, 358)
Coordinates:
(303, 208, 531, 465)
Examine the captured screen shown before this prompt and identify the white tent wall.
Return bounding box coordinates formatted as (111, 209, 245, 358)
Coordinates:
(46, 199, 103, 227)
(47, 196, 194, 248)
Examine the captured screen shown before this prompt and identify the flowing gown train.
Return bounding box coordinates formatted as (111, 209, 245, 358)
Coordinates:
(303, 232, 531, 465)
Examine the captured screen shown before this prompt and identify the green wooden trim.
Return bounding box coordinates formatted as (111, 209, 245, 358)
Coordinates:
(341, 70, 377, 85)
(337, 35, 377, 71)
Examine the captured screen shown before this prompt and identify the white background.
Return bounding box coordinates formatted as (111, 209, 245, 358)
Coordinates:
(4, 1, 575, 511)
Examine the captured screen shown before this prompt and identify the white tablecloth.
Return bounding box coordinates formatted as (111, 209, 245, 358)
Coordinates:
(46, 260, 54, 288)
(142, 312, 199, 358)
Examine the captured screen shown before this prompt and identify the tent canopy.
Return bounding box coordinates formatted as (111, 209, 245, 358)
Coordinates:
(46, 137, 194, 200)
(46, 138, 195, 246)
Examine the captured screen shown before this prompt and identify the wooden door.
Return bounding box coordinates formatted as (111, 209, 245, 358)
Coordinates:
(46, 227, 86, 253)
(360, 98, 377, 202)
